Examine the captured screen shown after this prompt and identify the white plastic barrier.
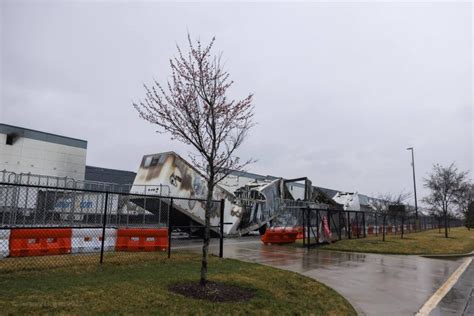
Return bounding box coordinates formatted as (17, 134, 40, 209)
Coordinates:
(0, 229, 10, 258)
(71, 228, 117, 254)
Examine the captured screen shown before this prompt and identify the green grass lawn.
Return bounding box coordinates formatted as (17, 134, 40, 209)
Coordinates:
(0, 252, 356, 315)
(319, 227, 474, 255)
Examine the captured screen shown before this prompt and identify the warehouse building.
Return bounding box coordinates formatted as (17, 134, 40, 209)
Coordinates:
(84, 166, 136, 186)
(0, 123, 378, 233)
(0, 123, 87, 181)
(0, 123, 136, 187)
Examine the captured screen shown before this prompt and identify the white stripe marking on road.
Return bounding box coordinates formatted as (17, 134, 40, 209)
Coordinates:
(416, 257, 472, 316)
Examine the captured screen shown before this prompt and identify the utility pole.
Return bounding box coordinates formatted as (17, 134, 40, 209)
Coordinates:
(406, 147, 418, 228)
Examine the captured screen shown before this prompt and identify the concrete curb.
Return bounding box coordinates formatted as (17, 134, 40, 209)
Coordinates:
(421, 251, 474, 259)
(317, 248, 474, 258)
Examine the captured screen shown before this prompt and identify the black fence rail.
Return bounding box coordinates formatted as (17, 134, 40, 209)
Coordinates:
(0, 170, 172, 197)
(0, 182, 224, 273)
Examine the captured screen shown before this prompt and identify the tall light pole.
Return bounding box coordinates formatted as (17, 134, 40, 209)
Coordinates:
(406, 147, 418, 221)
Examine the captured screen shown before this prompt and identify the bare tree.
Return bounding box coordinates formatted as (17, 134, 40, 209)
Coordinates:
(370, 195, 391, 242)
(457, 183, 473, 230)
(370, 193, 409, 241)
(422, 163, 469, 238)
(465, 201, 474, 230)
(456, 182, 473, 217)
(133, 35, 254, 285)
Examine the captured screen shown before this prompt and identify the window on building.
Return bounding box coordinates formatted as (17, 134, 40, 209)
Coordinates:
(6, 133, 14, 145)
(143, 156, 153, 167)
(150, 156, 160, 166)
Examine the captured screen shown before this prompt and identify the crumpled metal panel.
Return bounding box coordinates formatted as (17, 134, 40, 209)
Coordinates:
(132, 151, 341, 236)
(333, 192, 360, 211)
(132, 152, 243, 235)
(233, 179, 283, 232)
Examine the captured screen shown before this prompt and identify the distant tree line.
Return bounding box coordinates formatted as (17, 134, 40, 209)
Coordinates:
(373, 162, 471, 240)
(423, 163, 471, 238)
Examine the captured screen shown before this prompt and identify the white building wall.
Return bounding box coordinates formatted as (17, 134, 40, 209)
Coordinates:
(0, 133, 87, 181)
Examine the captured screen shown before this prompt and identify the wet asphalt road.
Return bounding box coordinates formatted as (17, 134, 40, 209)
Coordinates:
(431, 259, 474, 316)
(174, 236, 466, 315)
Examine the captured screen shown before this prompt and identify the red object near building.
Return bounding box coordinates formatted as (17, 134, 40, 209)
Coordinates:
(322, 216, 332, 240)
(9, 228, 72, 257)
(295, 226, 304, 240)
(368, 225, 374, 235)
(115, 228, 168, 252)
(261, 227, 298, 245)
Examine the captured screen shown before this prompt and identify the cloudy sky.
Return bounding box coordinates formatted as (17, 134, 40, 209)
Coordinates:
(1, 0, 472, 204)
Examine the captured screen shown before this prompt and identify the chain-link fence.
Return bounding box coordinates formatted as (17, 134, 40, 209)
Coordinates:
(302, 209, 365, 247)
(363, 212, 463, 238)
(0, 182, 224, 273)
(299, 207, 463, 248)
(0, 170, 171, 196)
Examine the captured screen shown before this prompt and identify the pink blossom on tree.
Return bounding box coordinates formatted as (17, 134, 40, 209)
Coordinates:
(133, 34, 254, 285)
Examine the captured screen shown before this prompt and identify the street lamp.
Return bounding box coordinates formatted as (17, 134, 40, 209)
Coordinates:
(406, 147, 418, 222)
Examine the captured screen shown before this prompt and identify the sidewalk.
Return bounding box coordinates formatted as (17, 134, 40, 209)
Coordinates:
(219, 237, 463, 315)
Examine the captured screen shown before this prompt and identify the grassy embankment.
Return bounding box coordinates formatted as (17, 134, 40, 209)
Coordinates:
(319, 227, 474, 255)
(0, 252, 356, 315)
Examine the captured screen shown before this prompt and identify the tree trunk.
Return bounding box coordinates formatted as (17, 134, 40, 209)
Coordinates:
(382, 216, 386, 242)
(200, 180, 214, 286)
(444, 209, 448, 238)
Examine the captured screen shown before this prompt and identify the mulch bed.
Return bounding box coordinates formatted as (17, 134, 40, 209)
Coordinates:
(169, 281, 255, 303)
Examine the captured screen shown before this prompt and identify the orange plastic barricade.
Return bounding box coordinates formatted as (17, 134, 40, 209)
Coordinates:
(261, 227, 298, 245)
(295, 226, 304, 240)
(9, 228, 72, 257)
(115, 228, 168, 252)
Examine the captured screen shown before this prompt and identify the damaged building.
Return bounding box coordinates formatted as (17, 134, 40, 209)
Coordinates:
(132, 151, 343, 236)
(0, 124, 379, 235)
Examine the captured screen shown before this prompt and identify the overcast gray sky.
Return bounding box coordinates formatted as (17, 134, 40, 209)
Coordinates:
(1, 0, 472, 204)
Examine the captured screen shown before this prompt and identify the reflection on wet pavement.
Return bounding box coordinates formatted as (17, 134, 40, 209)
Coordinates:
(217, 237, 464, 315)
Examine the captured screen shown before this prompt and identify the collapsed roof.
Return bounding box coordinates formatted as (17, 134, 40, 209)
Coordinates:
(132, 152, 341, 236)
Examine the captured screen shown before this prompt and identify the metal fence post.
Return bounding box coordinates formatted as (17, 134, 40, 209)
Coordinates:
(100, 192, 109, 264)
(338, 210, 342, 241)
(300, 208, 306, 248)
(362, 212, 366, 238)
(168, 198, 173, 259)
(355, 212, 359, 238)
(347, 211, 351, 239)
(219, 199, 225, 258)
(306, 208, 311, 249)
(316, 209, 320, 244)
